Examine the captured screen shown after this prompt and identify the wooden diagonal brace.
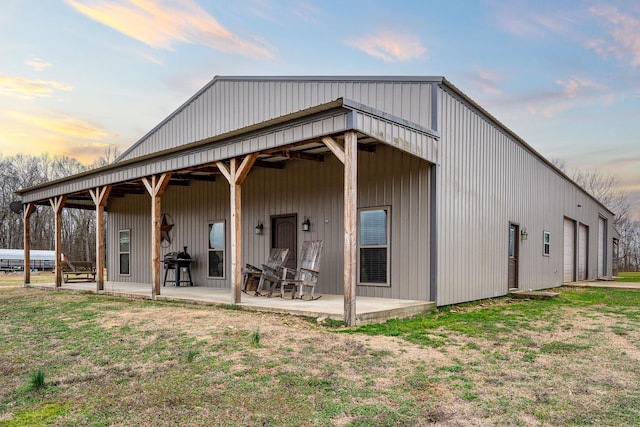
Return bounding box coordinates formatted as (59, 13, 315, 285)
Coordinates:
(322, 136, 345, 164)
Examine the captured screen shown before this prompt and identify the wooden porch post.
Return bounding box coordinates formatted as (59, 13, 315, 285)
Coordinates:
(90, 186, 112, 291)
(142, 174, 171, 298)
(49, 196, 66, 288)
(23, 203, 35, 286)
(216, 154, 258, 304)
(322, 133, 358, 326)
(343, 132, 358, 327)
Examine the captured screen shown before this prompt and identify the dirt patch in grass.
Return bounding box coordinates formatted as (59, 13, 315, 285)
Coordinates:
(100, 304, 445, 355)
(2, 287, 640, 426)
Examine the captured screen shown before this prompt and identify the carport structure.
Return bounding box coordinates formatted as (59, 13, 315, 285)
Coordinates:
(17, 87, 439, 327)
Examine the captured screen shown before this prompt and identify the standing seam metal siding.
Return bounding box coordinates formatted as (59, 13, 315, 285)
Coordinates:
(107, 181, 230, 287)
(119, 80, 433, 162)
(107, 145, 431, 300)
(107, 193, 152, 284)
(436, 87, 615, 306)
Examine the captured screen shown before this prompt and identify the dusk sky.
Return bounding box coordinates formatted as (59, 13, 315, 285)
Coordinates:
(1, 0, 639, 218)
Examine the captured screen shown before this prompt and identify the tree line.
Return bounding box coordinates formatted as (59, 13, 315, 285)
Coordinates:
(0, 151, 639, 272)
(0, 149, 117, 264)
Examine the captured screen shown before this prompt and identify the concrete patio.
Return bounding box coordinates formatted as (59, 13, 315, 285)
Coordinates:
(26, 281, 435, 325)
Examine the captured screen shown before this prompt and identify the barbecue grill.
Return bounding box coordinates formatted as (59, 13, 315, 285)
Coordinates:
(163, 246, 194, 286)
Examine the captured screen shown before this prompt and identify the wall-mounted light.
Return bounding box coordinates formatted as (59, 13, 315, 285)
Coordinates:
(302, 217, 311, 232)
(255, 221, 263, 235)
(521, 228, 528, 241)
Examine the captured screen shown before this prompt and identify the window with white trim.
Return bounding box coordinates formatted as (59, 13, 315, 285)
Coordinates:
(358, 207, 390, 286)
(543, 231, 551, 256)
(208, 221, 225, 278)
(119, 229, 130, 275)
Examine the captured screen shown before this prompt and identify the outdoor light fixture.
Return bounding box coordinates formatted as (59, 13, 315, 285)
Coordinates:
(521, 228, 528, 241)
(255, 221, 263, 235)
(302, 217, 311, 232)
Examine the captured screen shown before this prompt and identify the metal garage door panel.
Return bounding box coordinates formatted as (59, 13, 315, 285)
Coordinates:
(598, 217, 605, 278)
(578, 224, 588, 281)
(563, 218, 575, 282)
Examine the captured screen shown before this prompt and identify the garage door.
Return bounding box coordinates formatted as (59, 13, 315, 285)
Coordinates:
(577, 224, 588, 281)
(598, 217, 605, 278)
(563, 218, 575, 282)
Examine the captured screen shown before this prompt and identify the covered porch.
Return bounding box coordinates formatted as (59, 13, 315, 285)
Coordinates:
(17, 97, 439, 326)
(26, 280, 435, 325)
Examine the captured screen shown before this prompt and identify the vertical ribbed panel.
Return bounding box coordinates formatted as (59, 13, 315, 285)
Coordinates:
(119, 80, 432, 161)
(107, 181, 230, 287)
(437, 87, 615, 306)
(107, 146, 431, 300)
(242, 145, 430, 300)
(107, 193, 151, 283)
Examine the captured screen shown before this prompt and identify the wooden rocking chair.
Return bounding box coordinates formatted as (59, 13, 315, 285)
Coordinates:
(267, 240, 324, 300)
(241, 248, 289, 295)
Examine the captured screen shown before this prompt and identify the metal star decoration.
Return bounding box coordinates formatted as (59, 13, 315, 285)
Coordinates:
(160, 213, 174, 245)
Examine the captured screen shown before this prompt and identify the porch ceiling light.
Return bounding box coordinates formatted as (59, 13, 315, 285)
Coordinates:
(302, 217, 311, 232)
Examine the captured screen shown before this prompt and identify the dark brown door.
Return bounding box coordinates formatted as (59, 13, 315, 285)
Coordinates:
(508, 223, 519, 289)
(272, 214, 297, 269)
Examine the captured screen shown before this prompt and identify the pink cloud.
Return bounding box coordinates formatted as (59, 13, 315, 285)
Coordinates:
(25, 58, 52, 71)
(588, 5, 640, 67)
(519, 77, 607, 117)
(471, 69, 503, 95)
(556, 77, 604, 99)
(67, 0, 275, 59)
(348, 30, 427, 62)
(494, 3, 575, 38)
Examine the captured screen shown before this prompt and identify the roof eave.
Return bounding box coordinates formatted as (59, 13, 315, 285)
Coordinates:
(16, 98, 348, 197)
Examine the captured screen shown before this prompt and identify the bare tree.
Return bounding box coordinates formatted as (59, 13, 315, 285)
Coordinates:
(1, 148, 120, 265)
(91, 145, 121, 168)
(571, 169, 631, 228)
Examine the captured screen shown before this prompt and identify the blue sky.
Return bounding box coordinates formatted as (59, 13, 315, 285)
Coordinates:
(1, 0, 638, 218)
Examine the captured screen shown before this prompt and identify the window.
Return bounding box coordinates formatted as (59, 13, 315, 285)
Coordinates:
(119, 229, 130, 275)
(543, 231, 551, 256)
(208, 221, 225, 278)
(509, 226, 516, 257)
(358, 207, 390, 286)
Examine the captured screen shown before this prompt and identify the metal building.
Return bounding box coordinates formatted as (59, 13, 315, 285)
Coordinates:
(0, 249, 57, 272)
(16, 76, 618, 324)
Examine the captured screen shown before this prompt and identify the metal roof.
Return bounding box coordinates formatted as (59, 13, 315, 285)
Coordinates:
(14, 75, 613, 216)
(0, 249, 56, 261)
(116, 75, 444, 162)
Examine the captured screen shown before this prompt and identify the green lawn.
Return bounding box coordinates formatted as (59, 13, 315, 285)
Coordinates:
(0, 273, 56, 287)
(1, 286, 640, 426)
(615, 271, 640, 282)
